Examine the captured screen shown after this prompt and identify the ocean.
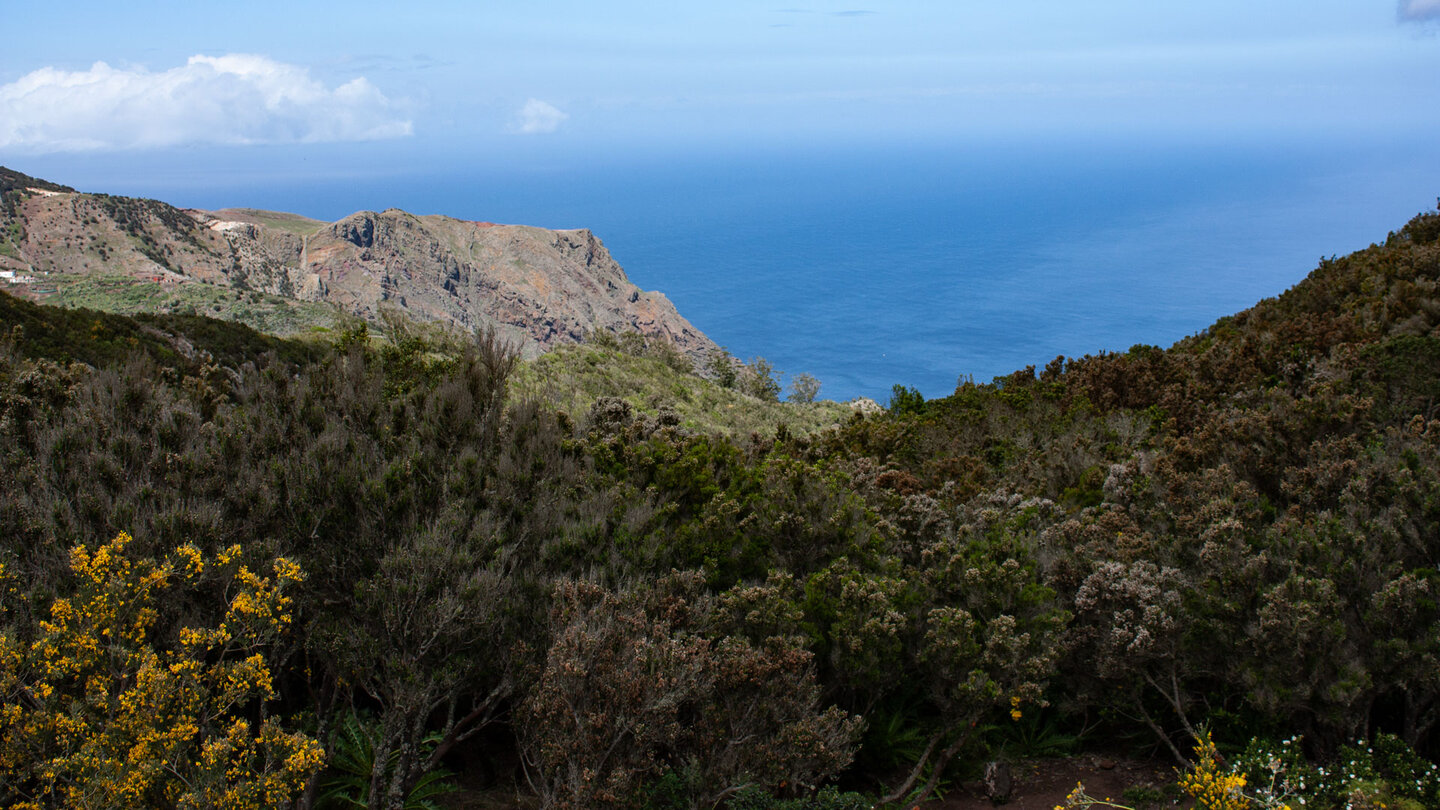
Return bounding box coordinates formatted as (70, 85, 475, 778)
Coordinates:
(30, 136, 1440, 402)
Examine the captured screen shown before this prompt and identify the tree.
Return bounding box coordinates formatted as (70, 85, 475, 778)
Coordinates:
(283, 329, 550, 810)
(1065, 559, 1198, 765)
(788, 373, 821, 403)
(740, 357, 782, 402)
(323, 529, 514, 810)
(888, 384, 925, 416)
(706, 347, 739, 389)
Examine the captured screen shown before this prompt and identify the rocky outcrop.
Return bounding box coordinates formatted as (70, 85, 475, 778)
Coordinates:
(0, 168, 717, 363)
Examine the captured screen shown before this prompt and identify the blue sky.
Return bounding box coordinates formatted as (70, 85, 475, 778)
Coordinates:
(3, 1, 1438, 165)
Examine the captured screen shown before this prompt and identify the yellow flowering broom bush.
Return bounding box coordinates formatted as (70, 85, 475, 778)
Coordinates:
(1179, 732, 1254, 810)
(0, 532, 323, 809)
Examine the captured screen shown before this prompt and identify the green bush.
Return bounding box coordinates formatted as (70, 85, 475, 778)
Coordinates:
(316, 713, 458, 810)
(887, 384, 925, 415)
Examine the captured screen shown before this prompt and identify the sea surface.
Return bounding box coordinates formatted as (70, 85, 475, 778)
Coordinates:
(32, 137, 1440, 402)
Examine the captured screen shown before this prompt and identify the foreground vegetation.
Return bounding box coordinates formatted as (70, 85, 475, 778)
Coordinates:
(1, 206, 1439, 809)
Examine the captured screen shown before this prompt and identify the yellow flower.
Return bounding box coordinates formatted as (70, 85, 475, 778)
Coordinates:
(0, 531, 323, 807)
(273, 557, 304, 583)
(175, 544, 204, 579)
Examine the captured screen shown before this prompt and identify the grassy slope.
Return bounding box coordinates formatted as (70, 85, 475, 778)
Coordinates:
(210, 207, 326, 236)
(0, 288, 322, 369)
(46, 274, 344, 339)
(514, 342, 855, 436)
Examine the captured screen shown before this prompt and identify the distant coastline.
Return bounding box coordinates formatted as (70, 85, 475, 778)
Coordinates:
(15, 139, 1439, 400)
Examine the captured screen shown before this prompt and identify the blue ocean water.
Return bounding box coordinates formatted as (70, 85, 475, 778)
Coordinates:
(33, 137, 1440, 402)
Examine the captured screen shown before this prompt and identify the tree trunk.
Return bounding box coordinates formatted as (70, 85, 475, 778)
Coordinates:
(879, 731, 943, 806)
(298, 683, 339, 810)
(905, 732, 971, 806)
(368, 712, 405, 810)
(384, 740, 415, 810)
(426, 681, 509, 769)
(1134, 700, 1188, 767)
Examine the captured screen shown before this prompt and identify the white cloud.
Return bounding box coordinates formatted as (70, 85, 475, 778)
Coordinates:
(1399, 0, 1440, 21)
(0, 54, 413, 153)
(513, 98, 568, 134)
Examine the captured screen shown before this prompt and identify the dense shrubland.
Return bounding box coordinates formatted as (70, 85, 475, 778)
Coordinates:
(1, 206, 1438, 809)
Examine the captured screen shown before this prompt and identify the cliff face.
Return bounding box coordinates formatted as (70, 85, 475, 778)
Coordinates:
(0, 168, 716, 362)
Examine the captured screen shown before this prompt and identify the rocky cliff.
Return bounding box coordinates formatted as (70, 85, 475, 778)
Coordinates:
(0, 167, 716, 362)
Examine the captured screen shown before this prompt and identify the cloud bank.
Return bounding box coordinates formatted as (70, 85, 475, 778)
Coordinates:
(0, 54, 412, 152)
(513, 99, 569, 134)
(1399, 0, 1440, 21)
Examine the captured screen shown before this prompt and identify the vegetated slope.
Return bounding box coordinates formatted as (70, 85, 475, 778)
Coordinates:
(850, 206, 1440, 499)
(0, 285, 322, 370)
(0, 166, 717, 362)
(1, 206, 1438, 810)
(0, 167, 73, 195)
(514, 340, 854, 437)
(827, 206, 1440, 763)
(0, 292, 870, 808)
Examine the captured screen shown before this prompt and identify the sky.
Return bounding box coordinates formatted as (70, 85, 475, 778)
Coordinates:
(2, 1, 1439, 172)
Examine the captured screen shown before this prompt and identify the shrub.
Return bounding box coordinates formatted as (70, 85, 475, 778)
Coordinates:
(888, 384, 925, 416)
(707, 347, 739, 388)
(315, 712, 458, 810)
(0, 532, 322, 808)
(740, 357, 782, 402)
(788, 373, 821, 404)
(1179, 732, 1251, 810)
(518, 575, 861, 810)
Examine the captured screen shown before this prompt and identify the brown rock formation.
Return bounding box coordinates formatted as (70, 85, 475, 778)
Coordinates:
(0, 167, 717, 362)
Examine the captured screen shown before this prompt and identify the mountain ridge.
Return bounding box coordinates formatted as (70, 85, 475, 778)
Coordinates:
(0, 166, 717, 362)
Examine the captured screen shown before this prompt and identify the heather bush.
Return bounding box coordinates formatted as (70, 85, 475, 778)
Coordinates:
(518, 575, 861, 810)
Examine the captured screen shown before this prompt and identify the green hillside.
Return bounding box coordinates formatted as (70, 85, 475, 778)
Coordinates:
(46, 274, 346, 338)
(514, 340, 854, 437)
(1, 205, 1438, 810)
